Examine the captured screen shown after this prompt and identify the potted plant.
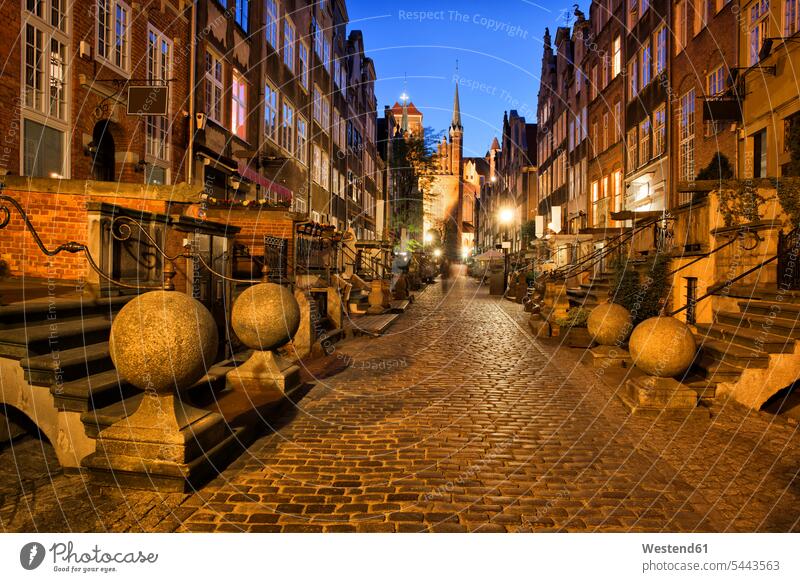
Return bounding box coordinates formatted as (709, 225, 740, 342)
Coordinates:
(553, 307, 592, 347)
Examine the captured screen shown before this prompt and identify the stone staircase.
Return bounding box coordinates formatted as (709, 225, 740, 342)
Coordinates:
(566, 273, 611, 309)
(0, 296, 138, 413)
(688, 289, 800, 408)
(0, 295, 139, 467)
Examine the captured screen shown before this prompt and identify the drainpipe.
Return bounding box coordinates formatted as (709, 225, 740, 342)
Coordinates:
(187, 1, 197, 185)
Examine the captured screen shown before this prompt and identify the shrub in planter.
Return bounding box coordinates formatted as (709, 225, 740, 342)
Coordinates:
(554, 307, 590, 329)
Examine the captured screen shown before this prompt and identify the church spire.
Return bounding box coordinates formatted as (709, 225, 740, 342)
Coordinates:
(451, 81, 462, 131)
(400, 74, 410, 133)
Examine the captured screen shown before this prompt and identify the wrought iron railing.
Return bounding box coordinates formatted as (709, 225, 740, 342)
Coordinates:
(542, 215, 665, 283)
(668, 227, 796, 316)
(0, 192, 266, 291)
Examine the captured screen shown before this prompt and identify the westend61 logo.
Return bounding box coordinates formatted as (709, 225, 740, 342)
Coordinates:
(19, 541, 158, 574)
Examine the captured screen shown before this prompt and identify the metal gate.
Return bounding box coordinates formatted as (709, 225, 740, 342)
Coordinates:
(263, 236, 289, 283)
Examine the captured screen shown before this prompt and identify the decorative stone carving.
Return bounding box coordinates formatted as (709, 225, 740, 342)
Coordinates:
(83, 291, 238, 491)
(587, 303, 633, 346)
(629, 316, 697, 377)
(227, 283, 303, 400)
(367, 279, 388, 314)
(622, 316, 699, 413)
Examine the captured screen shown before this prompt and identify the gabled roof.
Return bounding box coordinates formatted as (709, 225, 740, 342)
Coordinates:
(390, 101, 422, 116)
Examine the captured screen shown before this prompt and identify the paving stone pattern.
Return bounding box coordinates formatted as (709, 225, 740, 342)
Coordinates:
(2, 275, 799, 532)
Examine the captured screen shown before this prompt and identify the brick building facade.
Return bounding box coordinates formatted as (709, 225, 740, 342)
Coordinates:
(1, 0, 386, 292)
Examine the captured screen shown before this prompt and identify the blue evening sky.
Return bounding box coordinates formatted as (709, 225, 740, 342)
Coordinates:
(345, 0, 584, 157)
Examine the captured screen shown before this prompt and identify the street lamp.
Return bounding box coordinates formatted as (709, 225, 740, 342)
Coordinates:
(498, 207, 514, 294)
(424, 232, 433, 244)
(433, 248, 442, 258)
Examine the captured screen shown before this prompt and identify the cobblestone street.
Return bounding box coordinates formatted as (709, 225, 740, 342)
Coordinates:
(2, 274, 800, 532)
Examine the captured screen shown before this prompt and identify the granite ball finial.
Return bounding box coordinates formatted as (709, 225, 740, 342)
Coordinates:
(629, 316, 697, 377)
(587, 302, 633, 346)
(231, 283, 301, 351)
(109, 291, 218, 393)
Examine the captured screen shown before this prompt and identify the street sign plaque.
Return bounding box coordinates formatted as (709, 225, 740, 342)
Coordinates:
(127, 86, 169, 116)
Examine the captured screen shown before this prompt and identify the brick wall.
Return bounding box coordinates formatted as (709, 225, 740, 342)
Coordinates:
(0, 1, 189, 183)
(671, 3, 739, 201)
(1, 189, 167, 281)
(204, 207, 297, 274)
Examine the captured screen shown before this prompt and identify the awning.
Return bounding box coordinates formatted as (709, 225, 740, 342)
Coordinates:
(237, 161, 293, 205)
(473, 249, 505, 261)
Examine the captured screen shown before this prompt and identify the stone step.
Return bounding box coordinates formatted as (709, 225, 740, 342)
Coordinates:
(0, 316, 113, 359)
(695, 336, 770, 369)
(346, 313, 400, 338)
(691, 357, 745, 383)
(725, 284, 800, 303)
(80, 360, 237, 438)
(56, 369, 140, 413)
(580, 282, 610, 291)
(0, 295, 132, 329)
(737, 300, 800, 319)
(684, 379, 718, 401)
(715, 310, 800, 339)
(389, 299, 411, 313)
(20, 341, 113, 386)
(696, 322, 796, 354)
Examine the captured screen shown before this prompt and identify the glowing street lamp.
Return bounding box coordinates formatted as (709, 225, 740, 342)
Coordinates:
(498, 207, 514, 225)
(433, 248, 442, 258)
(497, 208, 514, 295)
(424, 232, 433, 244)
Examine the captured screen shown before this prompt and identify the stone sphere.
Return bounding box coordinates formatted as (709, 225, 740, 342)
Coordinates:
(587, 302, 633, 345)
(109, 291, 218, 393)
(232, 283, 300, 350)
(629, 316, 697, 377)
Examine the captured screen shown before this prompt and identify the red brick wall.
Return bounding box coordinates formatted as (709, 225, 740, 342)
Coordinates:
(1, 189, 166, 281)
(671, 3, 739, 202)
(204, 208, 296, 274)
(0, 1, 189, 182)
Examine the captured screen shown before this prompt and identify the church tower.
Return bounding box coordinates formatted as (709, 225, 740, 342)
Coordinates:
(449, 82, 463, 176)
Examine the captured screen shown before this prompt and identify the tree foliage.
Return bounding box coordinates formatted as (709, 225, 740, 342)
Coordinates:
(389, 127, 442, 240)
(609, 253, 670, 325)
(696, 153, 735, 181)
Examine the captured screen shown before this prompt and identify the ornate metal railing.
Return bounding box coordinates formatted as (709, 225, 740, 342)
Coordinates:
(0, 192, 267, 290)
(541, 215, 666, 283)
(778, 226, 800, 290)
(667, 228, 795, 317)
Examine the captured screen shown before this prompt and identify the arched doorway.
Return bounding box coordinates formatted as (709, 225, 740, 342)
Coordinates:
(91, 120, 115, 181)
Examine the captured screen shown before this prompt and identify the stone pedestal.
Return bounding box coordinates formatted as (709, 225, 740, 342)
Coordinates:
(290, 290, 313, 360)
(367, 279, 388, 314)
(528, 314, 552, 338)
(589, 345, 632, 368)
(543, 280, 570, 322)
(82, 393, 241, 492)
(393, 274, 409, 300)
(381, 280, 391, 304)
(226, 350, 301, 401)
(327, 286, 344, 329)
(622, 376, 698, 413)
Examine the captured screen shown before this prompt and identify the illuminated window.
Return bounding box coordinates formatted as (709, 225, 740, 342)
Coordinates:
(231, 69, 247, 139)
(264, 80, 278, 142)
